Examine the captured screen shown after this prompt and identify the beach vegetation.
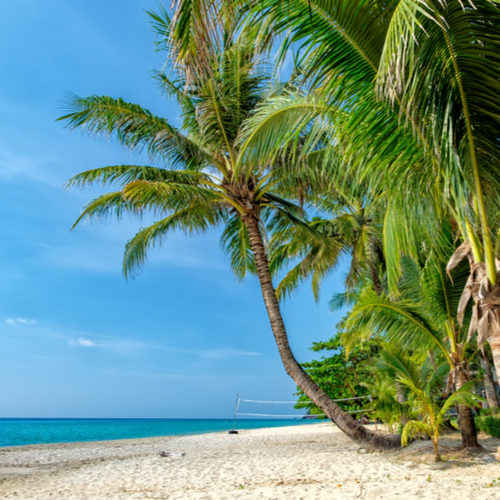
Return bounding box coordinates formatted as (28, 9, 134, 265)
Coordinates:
(247, 0, 500, 379)
(294, 333, 380, 416)
(474, 415, 500, 439)
(379, 350, 483, 461)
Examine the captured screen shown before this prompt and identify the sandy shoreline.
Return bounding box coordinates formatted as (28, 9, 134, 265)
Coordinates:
(1, 423, 500, 499)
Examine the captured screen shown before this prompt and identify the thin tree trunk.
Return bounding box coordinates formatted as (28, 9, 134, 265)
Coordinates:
(480, 355, 499, 411)
(432, 433, 441, 462)
(455, 368, 481, 449)
(369, 263, 383, 296)
(395, 382, 408, 426)
(488, 333, 500, 383)
(244, 214, 401, 451)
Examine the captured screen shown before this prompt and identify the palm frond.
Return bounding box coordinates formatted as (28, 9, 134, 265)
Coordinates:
(123, 205, 223, 278)
(121, 180, 222, 214)
(439, 381, 484, 416)
(59, 94, 207, 168)
(220, 215, 257, 279)
(71, 191, 143, 228)
(66, 166, 208, 190)
(344, 291, 449, 358)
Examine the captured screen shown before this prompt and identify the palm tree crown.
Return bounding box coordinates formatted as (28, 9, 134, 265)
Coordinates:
(61, 9, 310, 279)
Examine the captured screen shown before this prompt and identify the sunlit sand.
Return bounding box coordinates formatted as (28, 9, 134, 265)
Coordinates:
(0, 423, 499, 499)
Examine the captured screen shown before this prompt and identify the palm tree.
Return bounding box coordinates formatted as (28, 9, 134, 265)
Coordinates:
(344, 250, 480, 448)
(247, 0, 500, 376)
(269, 186, 385, 301)
(59, 7, 401, 451)
(379, 350, 483, 462)
(343, 252, 482, 447)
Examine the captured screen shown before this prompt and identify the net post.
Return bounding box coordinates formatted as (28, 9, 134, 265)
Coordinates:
(229, 394, 240, 434)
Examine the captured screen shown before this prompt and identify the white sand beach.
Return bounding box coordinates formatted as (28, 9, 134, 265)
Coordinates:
(0, 423, 500, 499)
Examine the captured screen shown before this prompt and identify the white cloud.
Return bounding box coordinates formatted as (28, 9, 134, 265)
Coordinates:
(202, 349, 262, 359)
(6, 318, 36, 325)
(69, 338, 97, 347)
(167, 346, 262, 359)
(17, 318, 36, 324)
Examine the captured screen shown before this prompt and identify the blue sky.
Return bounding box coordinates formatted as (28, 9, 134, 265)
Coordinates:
(0, 0, 348, 418)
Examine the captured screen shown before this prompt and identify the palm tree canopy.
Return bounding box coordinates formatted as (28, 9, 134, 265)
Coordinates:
(246, 0, 500, 287)
(59, 8, 327, 280)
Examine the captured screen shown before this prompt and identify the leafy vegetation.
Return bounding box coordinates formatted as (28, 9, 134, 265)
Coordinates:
(379, 350, 483, 462)
(294, 333, 380, 416)
(475, 415, 500, 439)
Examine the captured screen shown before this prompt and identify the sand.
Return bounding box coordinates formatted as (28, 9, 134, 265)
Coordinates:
(0, 423, 500, 499)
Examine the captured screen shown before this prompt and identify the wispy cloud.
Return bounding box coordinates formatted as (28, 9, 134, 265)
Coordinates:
(6, 318, 36, 325)
(165, 346, 262, 359)
(69, 337, 97, 347)
(202, 349, 262, 359)
(0, 147, 62, 187)
(17, 318, 37, 324)
(4, 317, 261, 360)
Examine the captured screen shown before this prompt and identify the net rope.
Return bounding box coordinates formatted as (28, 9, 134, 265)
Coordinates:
(231, 395, 371, 424)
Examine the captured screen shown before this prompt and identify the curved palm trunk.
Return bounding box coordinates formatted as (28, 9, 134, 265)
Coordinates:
(244, 214, 401, 451)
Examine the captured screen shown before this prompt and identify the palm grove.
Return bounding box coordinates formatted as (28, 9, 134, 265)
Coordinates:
(59, 0, 500, 459)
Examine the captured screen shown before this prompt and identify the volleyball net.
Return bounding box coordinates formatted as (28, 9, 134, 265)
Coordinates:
(231, 394, 372, 428)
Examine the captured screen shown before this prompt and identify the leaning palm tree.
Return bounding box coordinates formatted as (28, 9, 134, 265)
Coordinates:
(59, 7, 400, 450)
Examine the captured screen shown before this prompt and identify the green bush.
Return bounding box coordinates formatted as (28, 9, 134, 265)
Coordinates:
(474, 415, 500, 438)
(479, 407, 500, 417)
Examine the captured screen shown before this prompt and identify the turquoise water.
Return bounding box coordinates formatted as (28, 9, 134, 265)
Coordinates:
(0, 418, 322, 448)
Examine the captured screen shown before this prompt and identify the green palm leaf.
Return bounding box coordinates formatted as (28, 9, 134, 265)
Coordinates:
(123, 205, 223, 278)
(59, 95, 207, 168)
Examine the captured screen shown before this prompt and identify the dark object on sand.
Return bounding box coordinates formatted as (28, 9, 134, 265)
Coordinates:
(228, 430, 239, 434)
(159, 451, 186, 457)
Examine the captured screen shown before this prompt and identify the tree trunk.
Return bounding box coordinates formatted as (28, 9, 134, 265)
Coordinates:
(432, 433, 441, 462)
(244, 214, 401, 451)
(455, 368, 481, 449)
(369, 263, 383, 296)
(479, 355, 499, 411)
(395, 382, 408, 426)
(489, 333, 500, 385)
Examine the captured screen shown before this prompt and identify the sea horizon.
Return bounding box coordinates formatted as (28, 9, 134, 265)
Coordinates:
(0, 417, 324, 448)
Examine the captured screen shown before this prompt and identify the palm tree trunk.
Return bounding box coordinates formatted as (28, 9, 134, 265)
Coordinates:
(244, 214, 401, 451)
(432, 433, 441, 462)
(488, 332, 500, 382)
(455, 368, 481, 449)
(479, 355, 499, 411)
(395, 382, 408, 426)
(369, 263, 383, 296)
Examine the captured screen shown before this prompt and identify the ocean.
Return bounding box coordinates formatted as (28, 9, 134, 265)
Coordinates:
(0, 418, 323, 448)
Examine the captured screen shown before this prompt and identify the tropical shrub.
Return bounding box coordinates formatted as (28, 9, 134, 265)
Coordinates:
(474, 415, 500, 439)
(380, 350, 483, 461)
(294, 333, 381, 416)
